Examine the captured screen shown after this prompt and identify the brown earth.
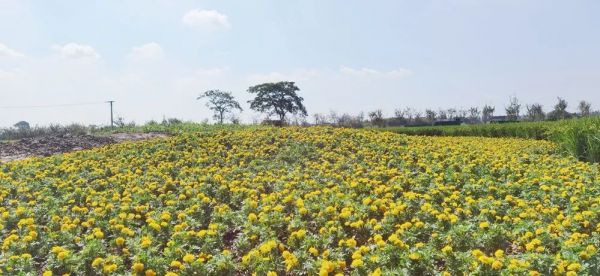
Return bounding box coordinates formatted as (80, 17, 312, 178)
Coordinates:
(0, 132, 168, 163)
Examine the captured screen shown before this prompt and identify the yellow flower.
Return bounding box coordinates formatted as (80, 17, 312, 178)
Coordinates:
(92, 257, 104, 267)
(132, 262, 144, 272)
(409, 252, 420, 260)
(369, 268, 382, 276)
(42, 271, 53, 276)
(492, 260, 503, 269)
(57, 251, 69, 261)
(115, 237, 125, 246)
(479, 221, 490, 229)
(145, 270, 157, 276)
(170, 260, 183, 269)
(103, 263, 117, 274)
(183, 253, 195, 263)
(351, 259, 364, 268)
(309, 247, 319, 256)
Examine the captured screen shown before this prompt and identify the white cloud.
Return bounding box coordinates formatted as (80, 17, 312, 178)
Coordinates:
(129, 42, 164, 60)
(52, 43, 100, 60)
(0, 69, 19, 79)
(247, 69, 321, 84)
(340, 66, 413, 79)
(182, 9, 231, 30)
(194, 67, 229, 77)
(0, 43, 24, 58)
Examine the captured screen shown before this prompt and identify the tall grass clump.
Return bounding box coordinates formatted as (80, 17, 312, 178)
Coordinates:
(548, 117, 600, 163)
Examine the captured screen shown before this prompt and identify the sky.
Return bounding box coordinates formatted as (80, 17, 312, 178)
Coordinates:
(0, 0, 599, 127)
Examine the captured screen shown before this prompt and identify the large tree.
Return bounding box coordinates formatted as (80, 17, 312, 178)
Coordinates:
(197, 90, 243, 124)
(247, 81, 307, 122)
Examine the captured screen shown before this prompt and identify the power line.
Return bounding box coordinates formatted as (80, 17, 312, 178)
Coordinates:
(0, 101, 107, 109)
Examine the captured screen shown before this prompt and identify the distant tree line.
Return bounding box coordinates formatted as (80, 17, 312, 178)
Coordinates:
(312, 96, 597, 128)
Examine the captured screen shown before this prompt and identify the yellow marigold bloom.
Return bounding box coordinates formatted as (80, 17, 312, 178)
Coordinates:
(165, 273, 178, 276)
(441, 245, 452, 254)
(351, 259, 364, 268)
(345, 238, 357, 248)
(145, 269, 157, 276)
(92, 257, 104, 267)
(115, 237, 125, 246)
(369, 268, 382, 276)
(309, 247, 319, 256)
(132, 262, 144, 272)
(266, 272, 277, 276)
(183, 253, 195, 263)
(409, 252, 420, 260)
(492, 260, 503, 269)
(140, 236, 152, 248)
(42, 271, 52, 276)
(248, 213, 258, 221)
(149, 222, 161, 231)
(170, 260, 183, 269)
(57, 251, 69, 261)
(103, 263, 117, 274)
(479, 221, 490, 229)
(319, 260, 335, 276)
(494, 250, 504, 258)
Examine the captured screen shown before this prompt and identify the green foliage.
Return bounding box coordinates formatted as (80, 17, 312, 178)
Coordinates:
(247, 81, 307, 122)
(547, 117, 600, 163)
(197, 90, 243, 124)
(383, 117, 600, 163)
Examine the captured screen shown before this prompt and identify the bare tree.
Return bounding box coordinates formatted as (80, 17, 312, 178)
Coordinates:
(468, 107, 480, 122)
(368, 109, 385, 127)
(447, 108, 457, 120)
(578, 100, 592, 117)
(438, 109, 448, 120)
(526, 103, 545, 121)
(505, 96, 521, 121)
(394, 108, 406, 121)
(548, 97, 569, 120)
(482, 105, 495, 123)
(425, 109, 437, 124)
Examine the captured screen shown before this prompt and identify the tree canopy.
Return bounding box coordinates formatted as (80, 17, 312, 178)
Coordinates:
(247, 81, 307, 122)
(197, 90, 243, 124)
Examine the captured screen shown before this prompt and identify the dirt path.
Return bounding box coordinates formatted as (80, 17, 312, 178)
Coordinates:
(0, 133, 168, 163)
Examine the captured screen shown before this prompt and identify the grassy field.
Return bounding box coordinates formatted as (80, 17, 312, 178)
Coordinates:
(2, 127, 600, 275)
(383, 117, 600, 163)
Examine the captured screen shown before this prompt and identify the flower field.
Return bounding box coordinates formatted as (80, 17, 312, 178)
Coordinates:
(2, 127, 600, 275)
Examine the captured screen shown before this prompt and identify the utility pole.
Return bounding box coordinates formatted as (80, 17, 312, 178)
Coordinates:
(108, 100, 115, 127)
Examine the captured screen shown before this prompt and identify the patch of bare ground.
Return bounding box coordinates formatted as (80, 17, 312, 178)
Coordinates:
(0, 132, 168, 163)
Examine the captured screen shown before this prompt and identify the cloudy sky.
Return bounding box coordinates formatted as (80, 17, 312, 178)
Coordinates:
(1, 0, 599, 127)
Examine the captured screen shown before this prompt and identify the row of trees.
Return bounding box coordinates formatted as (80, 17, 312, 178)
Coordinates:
(198, 81, 307, 124)
(199, 84, 594, 127)
(312, 97, 595, 128)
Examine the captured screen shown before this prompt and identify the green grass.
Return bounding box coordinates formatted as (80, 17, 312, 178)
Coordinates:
(547, 117, 600, 163)
(382, 121, 554, 139)
(381, 117, 600, 163)
(93, 122, 252, 135)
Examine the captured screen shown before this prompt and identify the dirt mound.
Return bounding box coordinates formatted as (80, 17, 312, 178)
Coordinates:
(0, 133, 168, 163)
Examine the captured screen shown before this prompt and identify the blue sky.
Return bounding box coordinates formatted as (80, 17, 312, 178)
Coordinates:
(1, 0, 599, 126)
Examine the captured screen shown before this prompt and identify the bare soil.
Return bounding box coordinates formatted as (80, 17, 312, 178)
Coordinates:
(0, 132, 168, 163)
